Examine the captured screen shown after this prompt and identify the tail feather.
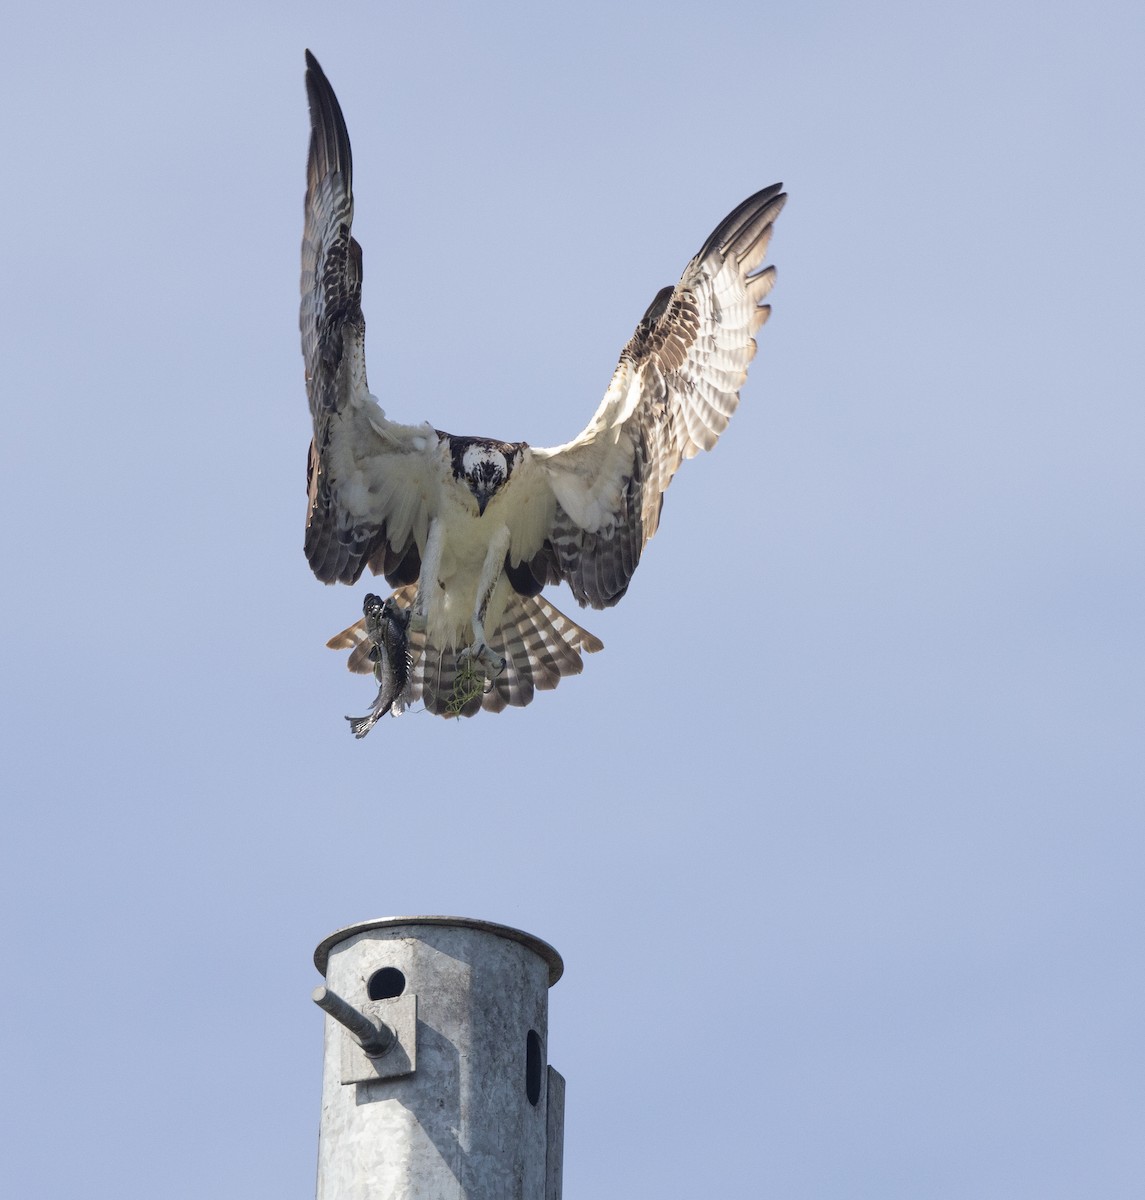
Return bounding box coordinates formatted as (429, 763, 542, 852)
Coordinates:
(326, 587, 603, 722)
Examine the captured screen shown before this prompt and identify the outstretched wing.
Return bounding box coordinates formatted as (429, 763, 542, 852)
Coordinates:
(301, 51, 437, 586)
(532, 184, 786, 608)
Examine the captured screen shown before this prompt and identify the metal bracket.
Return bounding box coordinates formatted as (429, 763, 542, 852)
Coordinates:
(339, 994, 417, 1084)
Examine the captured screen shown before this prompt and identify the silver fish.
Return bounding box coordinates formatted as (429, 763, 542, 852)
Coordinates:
(346, 594, 413, 738)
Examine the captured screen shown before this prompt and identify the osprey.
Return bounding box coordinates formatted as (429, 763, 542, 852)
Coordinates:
(301, 51, 785, 723)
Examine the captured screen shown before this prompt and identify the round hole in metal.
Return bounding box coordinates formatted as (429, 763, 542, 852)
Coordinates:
(367, 967, 406, 1000)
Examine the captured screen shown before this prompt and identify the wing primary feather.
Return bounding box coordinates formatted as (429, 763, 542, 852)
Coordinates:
(695, 182, 785, 262)
(304, 53, 352, 193)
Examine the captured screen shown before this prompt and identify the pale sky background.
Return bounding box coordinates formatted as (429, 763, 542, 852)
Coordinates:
(2, 2, 1143, 1196)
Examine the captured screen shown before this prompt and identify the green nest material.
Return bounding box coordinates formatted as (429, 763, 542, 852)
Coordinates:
(445, 656, 488, 718)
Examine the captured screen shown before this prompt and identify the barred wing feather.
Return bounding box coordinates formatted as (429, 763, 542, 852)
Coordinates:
(301, 51, 435, 588)
(533, 184, 786, 609)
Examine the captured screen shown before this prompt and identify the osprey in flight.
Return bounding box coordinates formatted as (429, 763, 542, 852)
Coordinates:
(301, 51, 785, 724)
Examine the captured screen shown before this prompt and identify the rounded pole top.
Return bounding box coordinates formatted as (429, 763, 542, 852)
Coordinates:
(313, 915, 564, 985)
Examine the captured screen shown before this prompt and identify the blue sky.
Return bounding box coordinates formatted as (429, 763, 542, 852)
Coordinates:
(2, 2, 1143, 1196)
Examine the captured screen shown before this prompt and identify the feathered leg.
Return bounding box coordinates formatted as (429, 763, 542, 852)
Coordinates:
(463, 524, 510, 676)
(410, 517, 444, 630)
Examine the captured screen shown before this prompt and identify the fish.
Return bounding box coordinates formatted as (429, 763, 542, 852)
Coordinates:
(346, 594, 413, 738)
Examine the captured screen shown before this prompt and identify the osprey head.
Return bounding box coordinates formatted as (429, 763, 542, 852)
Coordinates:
(459, 443, 511, 516)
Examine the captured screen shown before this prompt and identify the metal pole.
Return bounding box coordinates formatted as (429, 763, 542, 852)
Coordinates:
(312, 915, 565, 1200)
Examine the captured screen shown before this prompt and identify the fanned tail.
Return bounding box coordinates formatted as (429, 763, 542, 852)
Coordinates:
(327, 587, 603, 723)
(482, 592, 604, 712)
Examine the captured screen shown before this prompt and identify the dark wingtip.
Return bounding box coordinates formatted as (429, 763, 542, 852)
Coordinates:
(303, 50, 353, 194)
(304, 50, 333, 105)
(696, 182, 787, 262)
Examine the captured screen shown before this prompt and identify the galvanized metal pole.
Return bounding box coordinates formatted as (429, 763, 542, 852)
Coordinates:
(312, 916, 565, 1200)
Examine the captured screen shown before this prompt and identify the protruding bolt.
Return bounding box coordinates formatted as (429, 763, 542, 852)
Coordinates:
(312, 985, 395, 1057)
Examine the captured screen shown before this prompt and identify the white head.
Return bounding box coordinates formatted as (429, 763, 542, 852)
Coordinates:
(458, 443, 510, 516)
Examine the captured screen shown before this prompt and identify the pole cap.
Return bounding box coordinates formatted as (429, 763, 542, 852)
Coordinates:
(313, 915, 564, 985)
